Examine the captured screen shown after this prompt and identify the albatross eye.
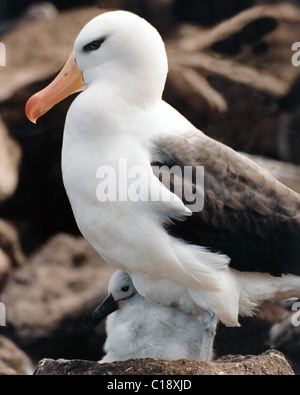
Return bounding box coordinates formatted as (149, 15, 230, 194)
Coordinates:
(83, 38, 106, 53)
(121, 286, 129, 293)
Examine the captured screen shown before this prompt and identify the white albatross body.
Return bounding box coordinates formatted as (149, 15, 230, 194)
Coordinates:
(26, 11, 300, 336)
(62, 88, 228, 317)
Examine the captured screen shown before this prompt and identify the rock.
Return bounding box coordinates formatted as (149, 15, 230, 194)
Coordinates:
(0, 117, 21, 203)
(120, 0, 175, 33)
(173, 0, 255, 27)
(0, 219, 25, 268)
(24, 2, 58, 22)
(0, 336, 34, 375)
(0, 234, 114, 361)
(0, 249, 11, 290)
(0, 0, 96, 26)
(0, 7, 102, 102)
(165, 3, 300, 162)
(216, 300, 300, 375)
(34, 350, 294, 375)
(269, 303, 300, 375)
(0, 219, 25, 290)
(0, 7, 104, 254)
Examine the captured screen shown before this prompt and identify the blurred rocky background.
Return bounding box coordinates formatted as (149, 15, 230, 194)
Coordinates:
(0, 0, 300, 375)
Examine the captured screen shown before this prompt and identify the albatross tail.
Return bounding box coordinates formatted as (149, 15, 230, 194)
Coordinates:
(187, 268, 300, 328)
(236, 270, 300, 317)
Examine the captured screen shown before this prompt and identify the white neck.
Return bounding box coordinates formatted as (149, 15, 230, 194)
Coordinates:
(82, 61, 167, 108)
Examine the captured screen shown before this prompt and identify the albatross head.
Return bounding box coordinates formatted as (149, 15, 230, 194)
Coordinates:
(92, 270, 137, 328)
(25, 11, 169, 123)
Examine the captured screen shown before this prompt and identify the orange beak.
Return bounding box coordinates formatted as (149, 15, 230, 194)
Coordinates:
(25, 54, 85, 124)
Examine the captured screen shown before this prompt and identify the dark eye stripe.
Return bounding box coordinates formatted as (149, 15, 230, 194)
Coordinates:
(83, 37, 106, 53)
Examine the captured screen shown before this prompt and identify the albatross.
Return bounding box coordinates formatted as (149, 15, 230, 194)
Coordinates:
(97, 270, 206, 363)
(26, 10, 300, 360)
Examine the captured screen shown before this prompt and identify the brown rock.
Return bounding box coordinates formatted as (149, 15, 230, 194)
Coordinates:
(0, 234, 114, 361)
(34, 350, 294, 375)
(0, 219, 25, 268)
(0, 249, 11, 289)
(0, 117, 21, 202)
(0, 7, 102, 102)
(164, 3, 300, 162)
(269, 303, 300, 375)
(0, 7, 106, 254)
(0, 336, 34, 375)
(0, 219, 25, 290)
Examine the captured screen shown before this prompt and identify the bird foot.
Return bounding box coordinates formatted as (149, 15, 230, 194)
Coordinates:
(199, 310, 219, 362)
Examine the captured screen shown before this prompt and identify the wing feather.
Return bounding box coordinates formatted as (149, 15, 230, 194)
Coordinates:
(151, 130, 300, 276)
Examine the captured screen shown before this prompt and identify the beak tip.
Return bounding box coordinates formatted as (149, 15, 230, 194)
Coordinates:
(25, 96, 39, 124)
(24, 53, 84, 125)
(27, 117, 37, 125)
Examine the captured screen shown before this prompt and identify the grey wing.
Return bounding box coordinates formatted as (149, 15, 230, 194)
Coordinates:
(151, 129, 300, 277)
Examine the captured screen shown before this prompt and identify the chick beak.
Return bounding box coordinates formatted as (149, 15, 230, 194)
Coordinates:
(92, 294, 119, 328)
